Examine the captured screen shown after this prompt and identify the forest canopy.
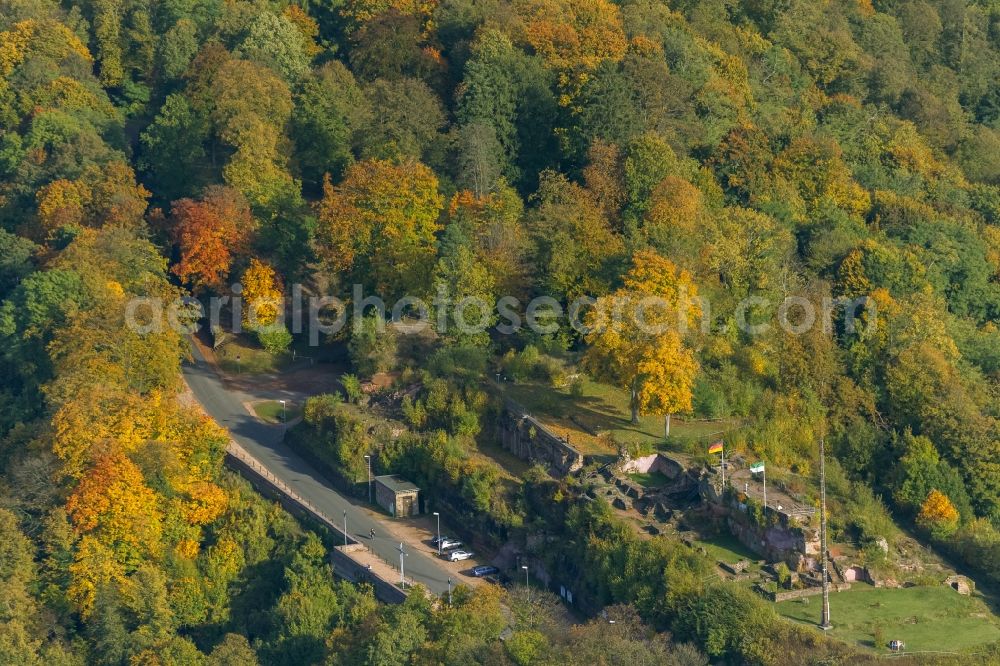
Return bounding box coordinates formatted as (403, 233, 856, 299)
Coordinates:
(2, 0, 1000, 663)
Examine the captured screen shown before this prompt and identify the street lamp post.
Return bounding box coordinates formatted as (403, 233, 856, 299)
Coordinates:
(398, 542, 407, 588)
(522, 564, 531, 622)
(448, 577, 453, 605)
(343, 510, 348, 547)
(364, 455, 372, 504)
(279, 399, 286, 423)
(433, 511, 441, 555)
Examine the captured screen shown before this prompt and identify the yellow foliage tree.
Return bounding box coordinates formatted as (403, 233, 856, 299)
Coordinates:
(180, 481, 229, 525)
(772, 137, 870, 219)
(241, 258, 283, 329)
(68, 535, 126, 617)
(0, 20, 92, 96)
(514, 0, 627, 104)
(342, 0, 439, 26)
(917, 489, 959, 536)
(316, 158, 443, 298)
(643, 176, 708, 264)
(283, 5, 323, 57)
(66, 451, 164, 566)
(983, 225, 1000, 279)
(35, 162, 150, 239)
(584, 250, 701, 434)
(515, 0, 627, 72)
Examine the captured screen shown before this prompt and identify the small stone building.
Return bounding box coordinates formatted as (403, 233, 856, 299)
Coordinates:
(374, 475, 420, 517)
(945, 574, 972, 595)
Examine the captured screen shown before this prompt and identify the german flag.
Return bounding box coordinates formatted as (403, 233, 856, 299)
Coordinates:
(708, 441, 723, 455)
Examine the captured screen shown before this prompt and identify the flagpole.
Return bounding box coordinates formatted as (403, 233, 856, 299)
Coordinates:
(762, 464, 767, 509)
(721, 446, 725, 490)
(820, 437, 832, 630)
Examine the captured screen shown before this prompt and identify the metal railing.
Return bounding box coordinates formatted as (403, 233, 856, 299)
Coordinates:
(224, 441, 406, 584)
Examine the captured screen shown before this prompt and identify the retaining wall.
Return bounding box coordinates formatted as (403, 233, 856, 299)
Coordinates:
(498, 399, 584, 476)
(224, 443, 408, 604)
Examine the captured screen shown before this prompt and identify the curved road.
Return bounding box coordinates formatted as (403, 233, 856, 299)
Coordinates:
(182, 342, 455, 595)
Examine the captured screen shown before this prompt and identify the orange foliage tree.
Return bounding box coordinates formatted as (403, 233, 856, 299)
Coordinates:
(66, 451, 164, 566)
(515, 0, 627, 75)
(170, 186, 254, 293)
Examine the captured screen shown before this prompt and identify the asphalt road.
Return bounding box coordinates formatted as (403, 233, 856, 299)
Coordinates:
(182, 341, 455, 594)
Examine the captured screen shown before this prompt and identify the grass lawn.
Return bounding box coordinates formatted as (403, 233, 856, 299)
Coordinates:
(695, 531, 761, 565)
(215, 335, 292, 375)
(254, 400, 301, 424)
(628, 471, 671, 488)
(503, 377, 735, 457)
(475, 438, 532, 480)
(777, 585, 1000, 653)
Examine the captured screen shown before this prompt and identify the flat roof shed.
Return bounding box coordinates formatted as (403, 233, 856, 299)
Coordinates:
(374, 474, 420, 517)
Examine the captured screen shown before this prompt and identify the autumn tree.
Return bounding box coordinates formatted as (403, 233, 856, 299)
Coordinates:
(315, 158, 443, 299)
(170, 187, 254, 293)
(642, 175, 708, 263)
(917, 489, 960, 538)
(583, 139, 626, 228)
(66, 451, 163, 567)
(35, 161, 150, 240)
(525, 171, 623, 302)
(514, 0, 627, 89)
(705, 207, 794, 301)
(445, 187, 529, 298)
(241, 259, 283, 330)
(584, 249, 701, 432)
(210, 58, 296, 206)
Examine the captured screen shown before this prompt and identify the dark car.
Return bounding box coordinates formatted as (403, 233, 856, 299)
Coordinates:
(471, 565, 499, 577)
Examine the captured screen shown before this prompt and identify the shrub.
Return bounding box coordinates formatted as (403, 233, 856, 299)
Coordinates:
(348, 313, 397, 376)
(303, 393, 342, 430)
(256, 324, 292, 353)
(917, 489, 960, 538)
(533, 354, 567, 386)
(501, 345, 540, 382)
(341, 373, 363, 404)
(774, 562, 791, 589)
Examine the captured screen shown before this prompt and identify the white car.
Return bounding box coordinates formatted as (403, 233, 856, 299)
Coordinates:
(439, 538, 463, 550)
(448, 549, 473, 562)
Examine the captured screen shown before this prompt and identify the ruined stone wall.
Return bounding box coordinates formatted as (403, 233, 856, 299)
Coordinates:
(498, 401, 584, 477)
(700, 479, 820, 569)
(620, 452, 685, 479)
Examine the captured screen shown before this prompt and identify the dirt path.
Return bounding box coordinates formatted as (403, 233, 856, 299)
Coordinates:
(190, 332, 343, 399)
